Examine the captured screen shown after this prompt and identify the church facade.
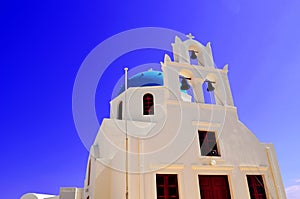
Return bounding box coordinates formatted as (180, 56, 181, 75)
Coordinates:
(21, 35, 286, 199)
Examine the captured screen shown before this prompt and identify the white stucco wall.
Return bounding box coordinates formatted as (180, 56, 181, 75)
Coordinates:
(86, 90, 286, 199)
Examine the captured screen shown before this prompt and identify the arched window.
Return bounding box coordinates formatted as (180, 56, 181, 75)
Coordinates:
(143, 93, 154, 115)
(117, 101, 123, 120)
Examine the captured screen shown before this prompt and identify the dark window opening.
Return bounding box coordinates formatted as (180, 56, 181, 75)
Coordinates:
(198, 131, 220, 156)
(156, 174, 179, 199)
(247, 175, 267, 199)
(117, 101, 123, 120)
(87, 159, 91, 186)
(143, 93, 154, 115)
(198, 175, 231, 199)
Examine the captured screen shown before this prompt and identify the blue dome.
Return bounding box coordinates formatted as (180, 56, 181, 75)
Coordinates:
(119, 70, 163, 93)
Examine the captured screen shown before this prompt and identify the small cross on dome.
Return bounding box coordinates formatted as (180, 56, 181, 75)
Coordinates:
(186, 33, 195, 40)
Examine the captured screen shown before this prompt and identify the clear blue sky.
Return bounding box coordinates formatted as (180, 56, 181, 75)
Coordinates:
(1, 0, 300, 198)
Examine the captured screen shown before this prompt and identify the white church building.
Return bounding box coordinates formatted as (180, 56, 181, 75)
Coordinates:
(21, 35, 286, 199)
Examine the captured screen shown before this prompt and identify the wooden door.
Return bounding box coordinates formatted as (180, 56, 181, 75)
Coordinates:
(198, 175, 231, 199)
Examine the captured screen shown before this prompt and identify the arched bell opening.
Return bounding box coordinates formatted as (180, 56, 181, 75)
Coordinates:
(188, 45, 204, 66)
(202, 80, 216, 104)
(178, 70, 195, 102)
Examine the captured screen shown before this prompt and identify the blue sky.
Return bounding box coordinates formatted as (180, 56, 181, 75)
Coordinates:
(1, 0, 300, 198)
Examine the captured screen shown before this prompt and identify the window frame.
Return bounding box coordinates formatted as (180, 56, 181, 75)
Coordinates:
(156, 174, 179, 199)
(198, 130, 220, 157)
(246, 175, 267, 199)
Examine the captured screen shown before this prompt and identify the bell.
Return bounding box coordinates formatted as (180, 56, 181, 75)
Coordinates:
(180, 77, 190, 90)
(206, 81, 215, 92)
(189, 50, 197, 59)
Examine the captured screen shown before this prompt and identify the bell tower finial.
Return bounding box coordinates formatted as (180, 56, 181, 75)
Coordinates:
(186, 33, 195, 40)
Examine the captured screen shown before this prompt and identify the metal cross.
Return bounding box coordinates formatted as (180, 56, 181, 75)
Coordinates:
(186, 33, 195, 39)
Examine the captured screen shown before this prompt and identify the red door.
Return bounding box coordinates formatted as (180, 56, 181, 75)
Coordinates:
(199, 175, 231, 199)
